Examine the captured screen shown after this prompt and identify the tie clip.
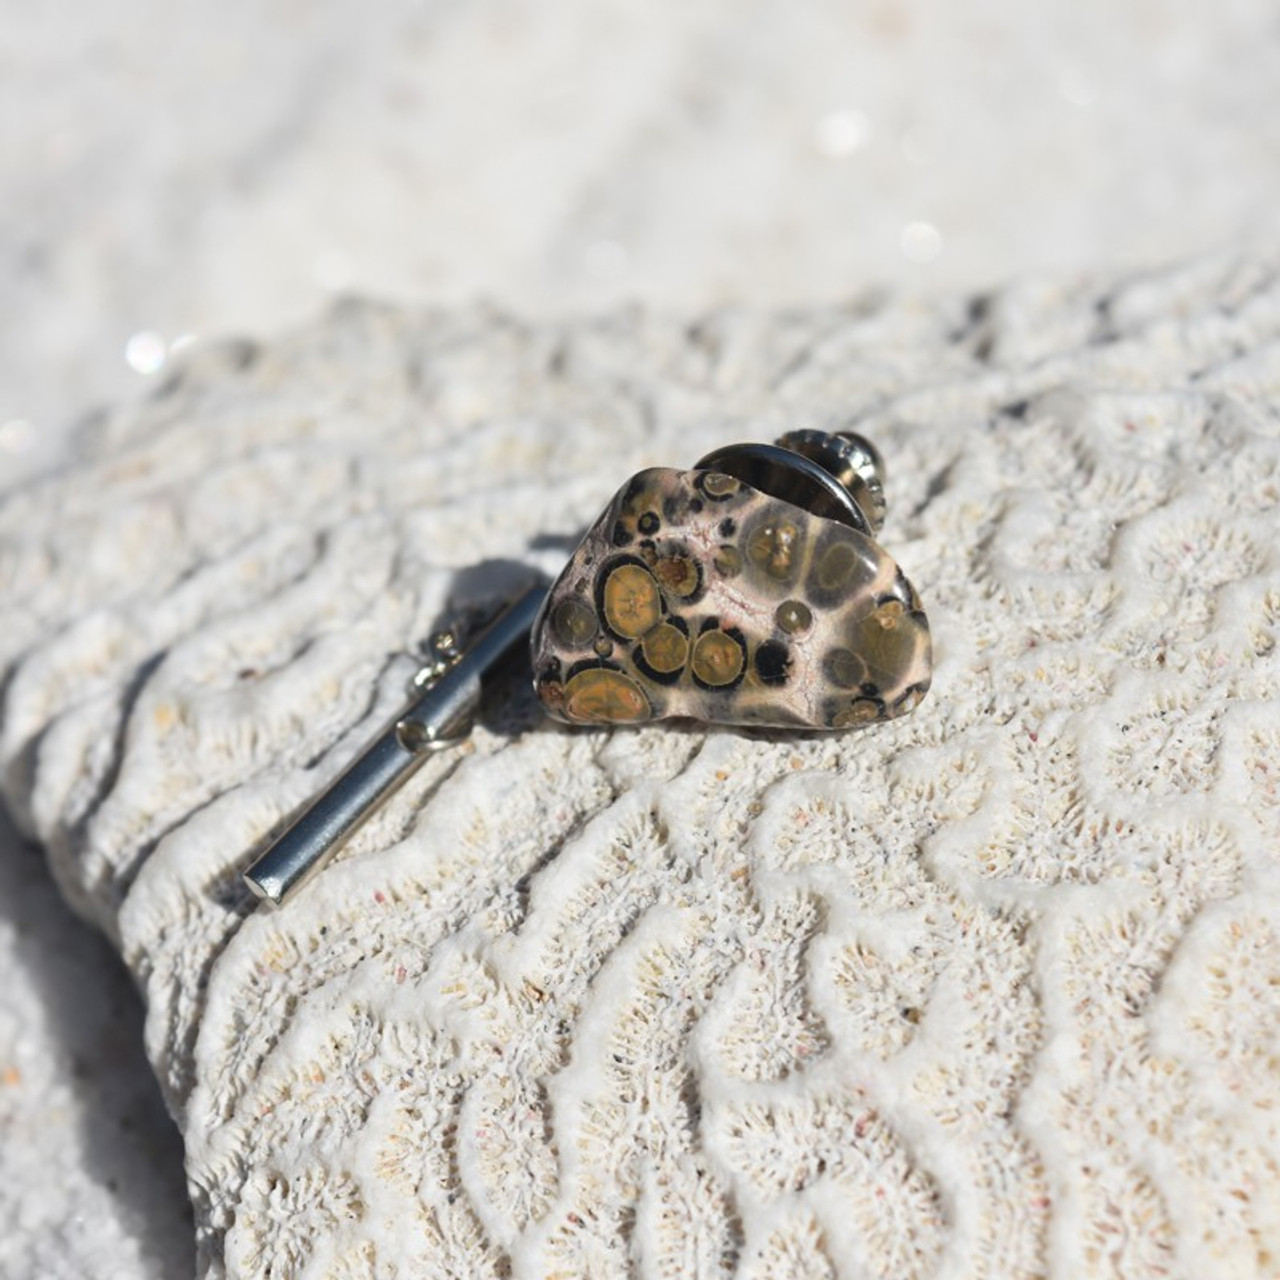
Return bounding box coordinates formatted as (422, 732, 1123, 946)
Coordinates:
(243, 584, 547, 906)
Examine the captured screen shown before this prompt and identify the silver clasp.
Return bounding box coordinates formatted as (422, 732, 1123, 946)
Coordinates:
(243, 583, 547, 906)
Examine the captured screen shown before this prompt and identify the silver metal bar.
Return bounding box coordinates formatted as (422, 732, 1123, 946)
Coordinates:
(243, 583, 547, 906)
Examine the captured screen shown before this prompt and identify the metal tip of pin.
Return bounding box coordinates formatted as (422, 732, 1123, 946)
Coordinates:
(243, 868, 283, 906)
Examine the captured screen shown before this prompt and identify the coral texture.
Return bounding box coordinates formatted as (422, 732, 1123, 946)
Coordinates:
(3, 254, 1280, 1278)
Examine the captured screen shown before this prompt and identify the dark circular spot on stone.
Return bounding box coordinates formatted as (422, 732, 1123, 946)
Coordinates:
(642, 622, 689, 671)
(638, 511, 660, 535)
(824, 647, 867, 690)
(719, 518, 737, 538)
(601, 561, 663, 639)
(611, 521, 632, 547)
(653, 552, 702, 599)
(635, 620, 690, 685)
(850, 605, 925, 686)
(697, 471, 740, 501)
(692, 627, 746, 689)
(562, 668, 651, 724)
(744, 511, 804, 583)
(815, 541, 861, 590)
(775, 600, 813, 634)
(551, 596, 598, 648)
(806, 526, 878, 607)
(713, 545, 743, 578)
(755, 640, 792, 686)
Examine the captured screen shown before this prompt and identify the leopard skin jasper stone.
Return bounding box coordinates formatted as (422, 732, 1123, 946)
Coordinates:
(531, 466, 932, 729)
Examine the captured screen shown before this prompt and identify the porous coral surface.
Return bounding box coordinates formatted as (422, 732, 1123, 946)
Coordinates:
(3, 254, 1280, 1278)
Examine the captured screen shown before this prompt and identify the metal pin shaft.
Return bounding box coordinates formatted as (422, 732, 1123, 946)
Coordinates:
(243, 584, 547, 906)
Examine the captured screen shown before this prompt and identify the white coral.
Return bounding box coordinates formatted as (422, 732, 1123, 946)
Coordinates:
(2, 256, 1279, 1278)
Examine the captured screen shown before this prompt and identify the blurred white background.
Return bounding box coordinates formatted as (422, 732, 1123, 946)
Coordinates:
(1, 1, 1279, 1274)
(3, 0, 1280, 482)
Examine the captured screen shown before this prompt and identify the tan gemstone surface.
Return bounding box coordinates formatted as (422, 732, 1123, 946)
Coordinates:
(532, 466, 932, 729)
(561, 667, 652, 724)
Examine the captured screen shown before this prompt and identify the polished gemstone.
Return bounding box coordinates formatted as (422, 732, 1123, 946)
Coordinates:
(532, 466, 932, 729)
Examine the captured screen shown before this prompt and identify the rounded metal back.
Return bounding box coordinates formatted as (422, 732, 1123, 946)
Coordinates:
(693, 441, 873, 536)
